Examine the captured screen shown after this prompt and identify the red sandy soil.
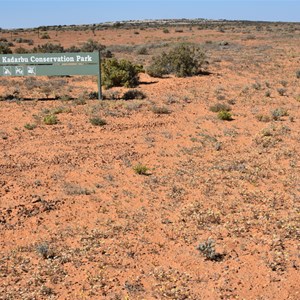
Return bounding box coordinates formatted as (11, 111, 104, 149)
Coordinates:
(0, 23, 300, 299)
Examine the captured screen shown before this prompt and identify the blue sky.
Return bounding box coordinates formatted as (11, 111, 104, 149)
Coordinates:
(0, 1, 299, 29)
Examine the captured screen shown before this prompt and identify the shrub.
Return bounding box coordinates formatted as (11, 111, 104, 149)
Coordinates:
(277, 88, 287, 96)
(196, 239, 223, 261)
(88, 91, 99, 99)
(147, 43, 206, 78)
(43, 114, 58, 125)
(90, 117, 107, 126)
(36, 243, 56, 259)
(24, 123, 37, 130)
(40, 32, 50, 39)
(0, 44, 12, 54)
(217, 110, 232, 121)
(122, 89, 146, 100)
(14, 47, 28, 54)
(136, 46, 148, 55)
(133, 164, 149, 175)
(256, 114, 271, 122)
(151, 106, 171, 114)
(101, 58, 143, 89)
(81, 39, 106, 52)
(271, 108, 288, 121)
(296, 70, 300, 79)
(33, 43, 64, 53)
(163, 28, 170, 34)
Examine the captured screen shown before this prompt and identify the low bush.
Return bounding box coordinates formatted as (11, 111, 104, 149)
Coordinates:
(217, 110, 232, 121)
(0, 43, 12, 54)
(122, 89, 146, 100)
(90, 117, 107, 126)
(33, 43, 64, 53)
(147, 43, 206, 78)
(196, 239, 223, 261)
(133, 164, 149, 175)
(40, 32, 50, 39)
(43, 114, 58, 125)
(151, 105, 171, 115)
(24, 123, 37, 130)
(101, 58, 143, 89)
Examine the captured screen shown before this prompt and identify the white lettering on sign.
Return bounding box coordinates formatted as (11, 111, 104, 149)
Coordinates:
(2, 56, 29, 64)
(76, 55, 92, 62)
(30, 55, 76, 63)
(1, 54, 95, 65)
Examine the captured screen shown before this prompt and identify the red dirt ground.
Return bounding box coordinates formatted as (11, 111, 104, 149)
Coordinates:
(0, 22, 300, 299)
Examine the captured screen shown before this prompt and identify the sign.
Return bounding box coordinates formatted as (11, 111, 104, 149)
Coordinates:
(0, 52, 102, 99)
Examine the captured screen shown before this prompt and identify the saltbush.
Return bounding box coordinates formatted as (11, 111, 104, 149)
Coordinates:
(101, 58, 143, 89)
(0, 43, 12, 54)
(33, 43, 64, 53)
(147, 43, 206, 78)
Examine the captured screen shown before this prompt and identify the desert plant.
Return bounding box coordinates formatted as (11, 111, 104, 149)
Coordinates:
(147, 43, 206, 78)
(277, 88, 287, 96)
(122, 89, 146, 100)
(14, 47, 28, 54)
(217, 110, 232, 121)
(43, 114, 58, 125)
(151, 105, 171, 115)
(101, 58, 143, 89)
(24, 123, 37, 130)
(36, 243, 55, 259)
(0, 44, 12, 54)
(265, 90, 271, 97)
(89, 117, 107, 126)
(81, 39, 106, 52)
(296, 70, 300, 79)
(33, 43, 64, 53)
(196, 238, 223, 261)
(40, 32, 50, 39)
(271, 108, 288, 121)
(133, 164, 149, 175)
(256, 114, 271, 122)
(136, 46, 148, 55)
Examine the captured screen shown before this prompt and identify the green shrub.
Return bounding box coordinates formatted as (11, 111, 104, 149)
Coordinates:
(80, 39, 106, 52)
(24, 123, 37, 130)
(133, 164, 149, 175)
(33, 43, 64, 53)
(90, 117, 107, 126)
(40, 32, 50, 39)
(101, 58, 143, 89)
(217, 110, 232, 121)
(43, 114, 58, 125)
(0, 44, 12, 54)
(147, 43, 206, 78)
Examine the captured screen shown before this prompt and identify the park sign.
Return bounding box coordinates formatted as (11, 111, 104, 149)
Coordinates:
(0, 51, 102, 99)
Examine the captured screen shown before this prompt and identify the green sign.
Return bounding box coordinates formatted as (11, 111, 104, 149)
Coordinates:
(0, 52, 102, 99)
